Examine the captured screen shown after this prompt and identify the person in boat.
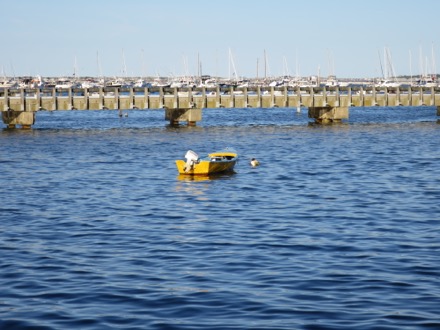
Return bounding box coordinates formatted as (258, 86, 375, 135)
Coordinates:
(250, 158, 260, 167)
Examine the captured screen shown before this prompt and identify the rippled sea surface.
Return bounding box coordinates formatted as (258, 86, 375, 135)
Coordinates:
(1, 107, 440, 329)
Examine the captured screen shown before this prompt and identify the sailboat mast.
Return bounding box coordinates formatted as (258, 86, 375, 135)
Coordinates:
(378, 50, 384, 79)
(73, 55, 78, 79)
(264, 49, 267, 80)
(228, 48, 238, 82)
(141, 49, 146, 79)
(122, 49, 127, 78)
(295, 49, 299, 81)
(228, 48, 231, 81)
(283, 56, 289, 77)
(256, 57, 259, 79)
(96, 51, 100, 78)
(197, 52, 200, 82)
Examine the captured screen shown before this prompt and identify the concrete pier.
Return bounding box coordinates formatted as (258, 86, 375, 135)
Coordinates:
(1, 85, 440, 127)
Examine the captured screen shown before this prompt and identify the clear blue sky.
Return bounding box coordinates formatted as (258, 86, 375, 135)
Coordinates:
(3, 0, 440, 79)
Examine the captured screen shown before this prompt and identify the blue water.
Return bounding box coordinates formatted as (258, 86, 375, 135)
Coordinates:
(1, 107, 440, 329)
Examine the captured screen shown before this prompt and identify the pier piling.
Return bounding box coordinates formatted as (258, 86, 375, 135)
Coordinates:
(308, 106, 349, 124)
(2, 110, 35, 129)
(165, 107, 202, 126)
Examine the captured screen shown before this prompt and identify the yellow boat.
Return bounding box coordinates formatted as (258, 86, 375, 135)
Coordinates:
(176, 149, 238, 175)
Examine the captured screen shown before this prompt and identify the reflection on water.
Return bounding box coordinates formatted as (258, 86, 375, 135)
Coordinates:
(175, 179, 210, 199)
(175, 173, 237, 202)
(165, 124, 205, 133)
(307, 121, 349, 127)
(176, 172, 237, 182)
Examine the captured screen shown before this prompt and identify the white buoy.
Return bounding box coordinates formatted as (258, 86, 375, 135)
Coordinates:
(250, 158, 260, 167)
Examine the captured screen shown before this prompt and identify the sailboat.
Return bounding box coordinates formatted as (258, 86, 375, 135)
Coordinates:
(376, 47, 401, 87)
(414, 44, 438, 87)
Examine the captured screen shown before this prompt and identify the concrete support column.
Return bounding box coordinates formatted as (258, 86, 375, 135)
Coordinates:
(84, 88, 88, 110)
(2, 88, 8, 111)
(144, 87, 149, 109)
(296, 86, 301, 109)
(20, 89, 25, 111)
(188, 88, 193, 108)
(230, 86, 234, 108)
(173, 87, 178, 109)
(372, 86, 377, 106)
(201, 87, 206, 108)
(359, 86, 364, 106)
(243, 87, 248, 108)
(99, 87, 104, 109)
(270, 86, 275, 107)
(216, 86, 220, 107)
(335, 86, 340, 107)
(2, 110, 36, 129)
(165, 107, 202, 126)
(347, 86, 352, 106)
(257, 86, 261, 108)
(68, 88, 72, 110)
(37, 88, 41, 110)
(308, 106, 349, 124)
(129, 87, 134, 109)
(52, 88, 56, 110)
(159, 87, 164, 109)
(114, 88, 119, 110)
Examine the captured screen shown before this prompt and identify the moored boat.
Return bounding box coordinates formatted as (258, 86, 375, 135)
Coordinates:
(176, 149, 238, 175)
